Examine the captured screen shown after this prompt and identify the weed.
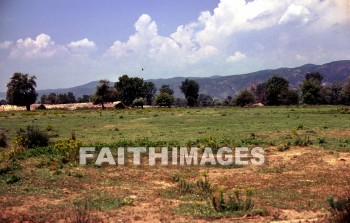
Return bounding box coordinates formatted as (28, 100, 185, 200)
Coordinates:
(211, 188, 254, 212)
(292, 131, 312, 146)
(178, 179, 195, 194)
(75, 173, 83, 178)
(277, 142, 291, 152)
(72, 204, 94, 223)
(46, 124, 54, 132)
(0, 130, 8, 148)
(196, 171, 212, 194)
(171, 173, 181, 183)
(6, 174, 21, 184)
(318, 137, 326, 144)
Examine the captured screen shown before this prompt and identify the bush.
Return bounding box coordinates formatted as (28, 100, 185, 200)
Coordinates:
(15, 126, 49, 149)
(54, 139, 82, 161)
(0, 130, 8, 148)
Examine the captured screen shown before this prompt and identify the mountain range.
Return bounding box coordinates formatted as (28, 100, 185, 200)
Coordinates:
(1, 60, 350, 100)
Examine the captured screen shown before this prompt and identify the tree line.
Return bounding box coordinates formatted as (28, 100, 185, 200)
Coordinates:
(3, 72, 350, 110)
(234, 72, 350, 107)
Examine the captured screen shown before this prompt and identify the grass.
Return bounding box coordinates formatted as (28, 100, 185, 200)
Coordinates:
(0, 106, 349, 151)
(0, 106, 349, 222)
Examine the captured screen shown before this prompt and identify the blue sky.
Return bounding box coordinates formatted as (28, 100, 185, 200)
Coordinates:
(0, 0, 349, 91)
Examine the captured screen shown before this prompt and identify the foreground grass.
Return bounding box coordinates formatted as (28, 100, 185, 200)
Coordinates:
(0, 106, 349, 222)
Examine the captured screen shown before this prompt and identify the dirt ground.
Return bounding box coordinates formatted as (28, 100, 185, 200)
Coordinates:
(0, 145, 349, 223)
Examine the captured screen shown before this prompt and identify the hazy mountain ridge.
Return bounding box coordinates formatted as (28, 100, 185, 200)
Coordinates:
(1, 60, 349, 100)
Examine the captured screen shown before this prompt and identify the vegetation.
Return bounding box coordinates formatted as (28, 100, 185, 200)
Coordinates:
(15, 125, 49, 149)
(233, 89, 255, 107)
(327, 189, 350, 223)
(0, 130, 7, 148)
(115, 75, 156, 106)
(154, 92, 174, 107)
(301, 72, 323, 104)
(180, 79, 200, 107)
(6, 73, 38, 111)
(91, 80, 118, 109)
(159, 84, 174, 96)
(41, 92, 77, 104)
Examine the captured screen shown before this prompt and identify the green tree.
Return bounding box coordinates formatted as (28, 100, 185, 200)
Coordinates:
(265, 76, 289, 105)
(92, 80, 117, 109)
(40, 95, 47, 104)
(252, 82, 267, 104)
(233, 89, 255, 107)
(301, 72, 323, 104)
(66, 92, 76, 103)
(155, 92, 174, 108)
(57, 93, 68, 104)
(159, 84, 174, 96)
(280, 89, 300, 105)
(341, 77, 350, 105)
(115, 75, 144, 105)
(6, 73, 38, 111)
(46, 93, 59, 104)
(142, 82, 157, 105)
(77, 95, 91, 103)
(180, 79, 199, 107)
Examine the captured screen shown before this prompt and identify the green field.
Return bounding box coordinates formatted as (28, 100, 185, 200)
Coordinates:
(0, 106, 349, 149)
(0, 106, 349, 222)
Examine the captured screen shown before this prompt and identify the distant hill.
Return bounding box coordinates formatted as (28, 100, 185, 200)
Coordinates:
(1, 60, 349, 100)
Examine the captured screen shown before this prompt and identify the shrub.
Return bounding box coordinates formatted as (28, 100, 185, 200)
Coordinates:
(327, 191, 350, 223)
(211, 188, 254, 212)
(0, 130, 8, 148)
(15, 126, 49, 149)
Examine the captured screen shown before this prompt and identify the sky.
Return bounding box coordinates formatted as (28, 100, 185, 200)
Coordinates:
(0, 0, 349, 91)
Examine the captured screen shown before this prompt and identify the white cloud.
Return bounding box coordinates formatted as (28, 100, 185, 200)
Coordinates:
(68, 38, 96, 48)
(108, 14, 179, 58)
(0, 41, 13, 49)
(278, 4, 312, 26)
(226, 51, 247, 63)
(9, 34, 66, 59)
